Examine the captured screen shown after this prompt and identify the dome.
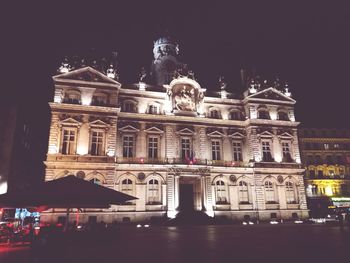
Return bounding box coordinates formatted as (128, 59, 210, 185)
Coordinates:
(154, 36, 176, 46)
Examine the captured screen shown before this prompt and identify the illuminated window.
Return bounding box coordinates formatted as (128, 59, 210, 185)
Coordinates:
(285, 181, 296, 204)
(282, 142, 292, 162)
(181, 137, 191, 159)
(123, 135, 134, 158)
(239, 181, 249, 203)
(264, 181, 276, 203)
(262, 141, 273, 162)
(232, 141, 242, 161)
(61, 129, 76, 155)
(90, 131, 104, 156)
(215, 180, 228, 204)
(121, 179, 134, 204)
(147, 179, 160, 204)
(148, 137, 158, 159)
(324, 143, 329, 150)
(211, 140, 221, 160)
(333, 143, 340, 149)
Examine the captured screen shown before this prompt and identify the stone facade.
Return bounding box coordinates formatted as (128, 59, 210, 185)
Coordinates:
(43, 38, 308, 223)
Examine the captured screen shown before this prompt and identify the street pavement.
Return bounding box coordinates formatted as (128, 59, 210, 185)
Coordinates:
(0, 224, 349, 263)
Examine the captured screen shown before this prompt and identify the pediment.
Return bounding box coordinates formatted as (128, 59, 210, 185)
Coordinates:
(60, 117, 81, 126)
(278, 132, 294, 139)
(176, 128, 195, 135)
(207, 130, 225, 137)
(53, 67, 120, 86)
(144, 126, 164, 134)
(257, 130, 274, 138)
(228, 131, 245, 139)
(89, 119, 109, 128)
(119, 125, 140, 133)
(247, 88, 295, 103)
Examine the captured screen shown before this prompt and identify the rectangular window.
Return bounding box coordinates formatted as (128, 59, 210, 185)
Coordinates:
(62, 129, 75, 155)
(211, 140, 221, 160)
(282, 142, 292, 162)
(324, 143, 329, 150)
(262, 141, 273, 162)
(181, 138, 191, 159)
(309, 170, 315, 177)
(90, 131, 104, 155)
(232, 141, 242, 161)
(123, 135, 134, 158)
(148, 137, 158, 159)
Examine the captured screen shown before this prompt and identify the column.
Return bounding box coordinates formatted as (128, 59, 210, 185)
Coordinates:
(166, 174, 176, 218)
(202, 175, 214, 217)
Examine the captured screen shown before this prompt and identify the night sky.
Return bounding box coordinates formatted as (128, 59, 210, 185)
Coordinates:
(3, 1, 350, 134)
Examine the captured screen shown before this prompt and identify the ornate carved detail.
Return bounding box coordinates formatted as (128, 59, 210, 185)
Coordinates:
(168, 167, 182, 175)
(138, 172, 146, 181)
(277, 175, 284, 184)
(229, 175, 237, 183)
(76, 171, 85, 179)
(194, 168, 211, 175)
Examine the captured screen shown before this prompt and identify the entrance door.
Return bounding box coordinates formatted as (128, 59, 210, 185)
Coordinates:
(179, 184, 194, 212)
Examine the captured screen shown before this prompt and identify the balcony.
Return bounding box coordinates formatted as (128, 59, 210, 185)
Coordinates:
(286, 203, 300, 210)
(265, 203, 280, 210)
(47, 155, 115, 163)
(253, 162, 302, 169)
(116, 157, 246, 167)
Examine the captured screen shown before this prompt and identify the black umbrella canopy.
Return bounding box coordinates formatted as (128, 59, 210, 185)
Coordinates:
(0, 175, 137, 208)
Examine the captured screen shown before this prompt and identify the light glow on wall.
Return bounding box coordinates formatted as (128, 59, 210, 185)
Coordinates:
(48, 145, 58, 154)
(139, 82, 146, 91)
(54, 96, 62, 103)
(167, 210, 178, 219)
(325, 185, 333, 196)
(81, 94, 92, 106)
(270, 111, 277, 120)
(107, 150, 115, 157)
(0, 182, 8, 194)
(77, 145, 88, 155)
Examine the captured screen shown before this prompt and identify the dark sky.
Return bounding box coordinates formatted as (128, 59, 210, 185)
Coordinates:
(3, 1, 350, 130)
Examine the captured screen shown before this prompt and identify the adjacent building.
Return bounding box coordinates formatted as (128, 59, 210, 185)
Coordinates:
(299, 128, 350, 215)
(43, 37, 308, 223)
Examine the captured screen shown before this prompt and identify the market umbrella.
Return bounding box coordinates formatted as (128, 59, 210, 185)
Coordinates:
(0, 175, 137, 228)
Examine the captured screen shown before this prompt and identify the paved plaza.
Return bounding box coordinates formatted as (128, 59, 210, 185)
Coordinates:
(1, 224, 349, 263)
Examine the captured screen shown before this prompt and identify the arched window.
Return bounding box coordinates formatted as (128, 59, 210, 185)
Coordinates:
(64, 90, 81, 104)
(239, 181, 249, 203)
(258, 109, 270, 120)
(147, 179, 161, 204)
(277, 111, 289, 121)
(121, 179, 133, 195)
(264, 181, 276, 203)
(89, 178, 102, 185)
(229, 111, 242, 120)
(209, 109, 220, 119)
(122, 101, 137, 113)
(215, 180, 228, 204)
(285, 181, 296, 203)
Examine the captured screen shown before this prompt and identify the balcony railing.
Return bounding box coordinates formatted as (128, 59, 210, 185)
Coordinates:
(116, 157, 246, 167)
(253, 162, 302, 169)
(47, 155, 115, 163)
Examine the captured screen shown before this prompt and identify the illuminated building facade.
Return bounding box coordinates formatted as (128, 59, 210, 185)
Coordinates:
(299, 128, 350, 211)
(43, 37, 308, 223)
